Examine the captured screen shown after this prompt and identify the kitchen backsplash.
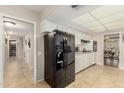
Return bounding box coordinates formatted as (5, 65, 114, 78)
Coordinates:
(75, 40, 93, 52)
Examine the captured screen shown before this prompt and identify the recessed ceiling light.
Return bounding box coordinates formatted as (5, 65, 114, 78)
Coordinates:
(3, 21, 16, 27)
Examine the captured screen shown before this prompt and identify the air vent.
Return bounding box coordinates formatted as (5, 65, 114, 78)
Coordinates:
(71, 5, 84, 10)
(71, 5, 80, 8)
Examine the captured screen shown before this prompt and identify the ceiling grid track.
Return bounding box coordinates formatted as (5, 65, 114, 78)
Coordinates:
(89, 12, 109, 32)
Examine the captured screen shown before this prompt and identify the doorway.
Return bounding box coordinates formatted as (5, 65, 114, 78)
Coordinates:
(3, 16, 35, 87)
(104, 34, 119, 67)
(9, 40, 16, 57)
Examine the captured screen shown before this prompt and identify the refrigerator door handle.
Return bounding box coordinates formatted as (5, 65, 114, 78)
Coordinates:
(65, 38, 68, 68)
(63, 38, 65, 71)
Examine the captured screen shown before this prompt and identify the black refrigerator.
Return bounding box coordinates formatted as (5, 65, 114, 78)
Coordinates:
(44, 30, 75, 88)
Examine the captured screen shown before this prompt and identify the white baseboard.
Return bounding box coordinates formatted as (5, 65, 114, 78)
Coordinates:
(36, 78, 44, 83)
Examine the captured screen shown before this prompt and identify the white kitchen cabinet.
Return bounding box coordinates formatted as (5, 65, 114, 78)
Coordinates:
(57, 25, 71, 33)
(75, 53, 95, 73)
(75, 34, 81, 45)
(68, 28, 75, 35)
(86, 53, 95, 67)
(40, 20, 57, 33)
(87, 53, 92, 66)
(91, 53, 95, 64)
(75, 54, 84, 73)
(75, 54, 81, 73)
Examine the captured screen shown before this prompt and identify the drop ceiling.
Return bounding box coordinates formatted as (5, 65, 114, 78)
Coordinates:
(38, 5, 124, 33)
(8, 5, 124, 33)
(72, 5, 124, 32)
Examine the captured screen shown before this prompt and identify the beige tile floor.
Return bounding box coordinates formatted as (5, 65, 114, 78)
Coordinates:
(4, 57, 124, 88)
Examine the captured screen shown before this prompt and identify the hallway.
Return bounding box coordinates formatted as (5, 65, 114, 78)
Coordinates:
(4, 57, 34, 88)
(4, 57, 50, 88)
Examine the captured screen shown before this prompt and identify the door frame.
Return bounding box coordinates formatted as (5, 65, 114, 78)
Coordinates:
(0, 13, 37, 87)
(103, 32, 120, 67)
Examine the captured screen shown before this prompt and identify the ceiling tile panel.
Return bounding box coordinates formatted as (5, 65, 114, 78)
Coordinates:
(104, 20, 124, 27)
(80, 21, 101, 28)
(90, 25, 106, 32)
(91, 6, 124, 19)
(98, 12, 124, 24)
(107, 25, 124, 30)
(73, 13, 96, 24)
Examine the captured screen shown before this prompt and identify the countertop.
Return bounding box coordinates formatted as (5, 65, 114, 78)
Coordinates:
(75, 51, 93, 55)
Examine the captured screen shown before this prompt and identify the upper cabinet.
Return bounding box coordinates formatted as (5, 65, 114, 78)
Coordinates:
(40, 20, 57, 33)
(40, 20, 76, 35)
(40, 20, 92, 46)
(57, 25, 75, 35)
(75, 32, 84, 45)
(57, 25, 69, 33)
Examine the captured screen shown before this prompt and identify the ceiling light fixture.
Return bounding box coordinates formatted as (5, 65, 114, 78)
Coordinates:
(3, 21, 16, 27)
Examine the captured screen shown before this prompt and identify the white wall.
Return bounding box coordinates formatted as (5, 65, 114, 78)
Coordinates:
(37, 35, 44, 81)
(4, 33, 9, 65)
(16, 37, 23, 59)
(0, 16, 4, 87)
(23, 32, 34, 68)
(93, 34, 104, 65)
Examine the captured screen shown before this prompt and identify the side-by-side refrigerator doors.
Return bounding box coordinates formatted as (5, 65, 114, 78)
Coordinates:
(44, 30, 75, 88)
(55, 33, 66, 87)
(65, 34, 75, 85)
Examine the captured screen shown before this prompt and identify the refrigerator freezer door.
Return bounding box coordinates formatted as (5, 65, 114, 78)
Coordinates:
(65, 34, 75, 85)
(55, 32, 66, 87)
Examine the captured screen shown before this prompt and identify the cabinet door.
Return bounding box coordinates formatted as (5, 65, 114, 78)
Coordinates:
(48, 21, 57, 32)
(75, 55, 84, 73)
(80, 55, 85, 69)
(68, 28, 75, 35)
(89, 54, 92, 66)
(75, 55, 78, 73)
(40, 20, 57, 33)
(91, 53, 95, 64)
(84, 54, 88, 68)
(75, 55, 80, 73)
(75, 34, 81, 45)
(86, 53, 94, 67)
(57, 25, 67, 32)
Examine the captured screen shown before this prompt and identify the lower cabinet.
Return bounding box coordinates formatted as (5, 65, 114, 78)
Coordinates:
(75, 53, 94, 73)
(75, 54, 83, 73)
